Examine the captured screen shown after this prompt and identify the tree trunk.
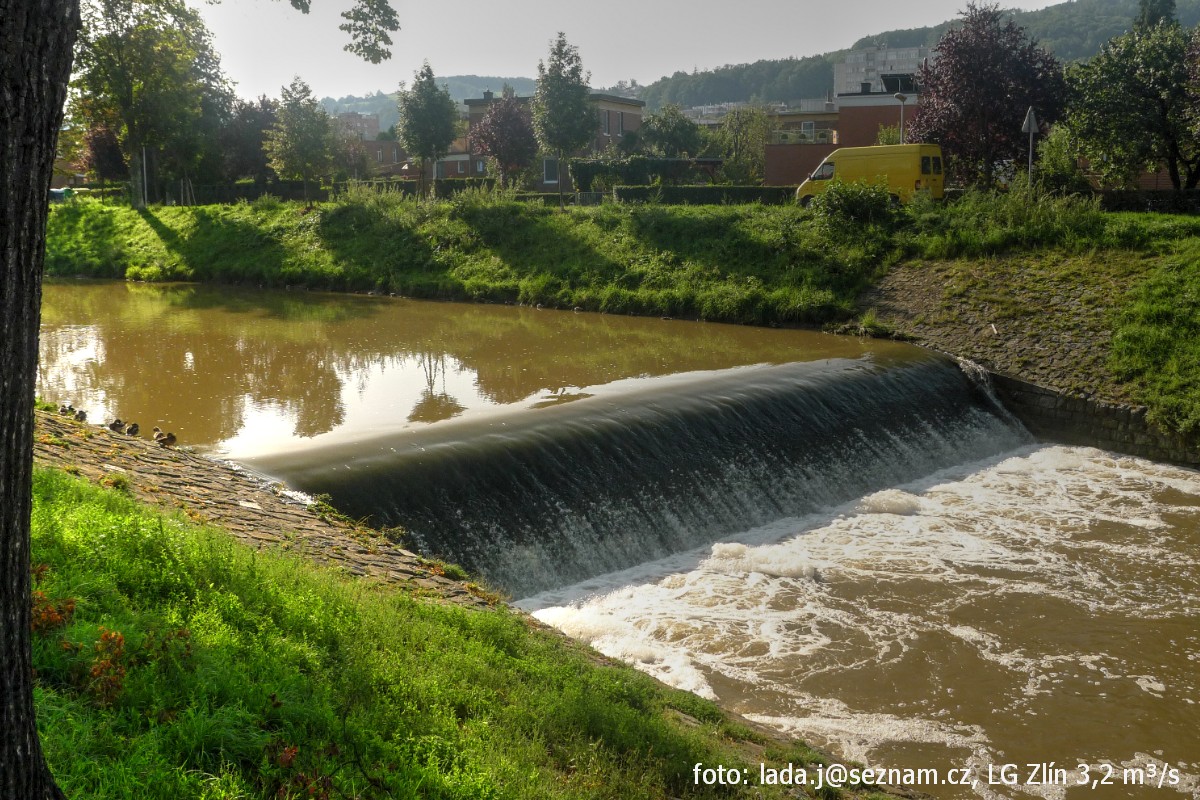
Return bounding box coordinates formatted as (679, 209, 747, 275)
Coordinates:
(0, 1, 80, 797)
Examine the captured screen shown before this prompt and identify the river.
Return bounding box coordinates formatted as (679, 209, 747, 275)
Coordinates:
(38, 280, 1200, 799)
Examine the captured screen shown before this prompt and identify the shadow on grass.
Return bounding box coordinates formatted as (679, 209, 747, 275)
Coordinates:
(315, 202, 443, 296)
(455, 204, 629, 292)
(138, 207, 290, 286)
(46, 202, 128, 277)
(620, 205, 792, 281)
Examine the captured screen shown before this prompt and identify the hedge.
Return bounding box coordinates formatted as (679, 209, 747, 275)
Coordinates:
(611, 185, 798, 205)
(1098, 190, 1200, 214)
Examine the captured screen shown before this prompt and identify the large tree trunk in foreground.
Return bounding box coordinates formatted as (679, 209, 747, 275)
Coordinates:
(0, 1, 80, 797)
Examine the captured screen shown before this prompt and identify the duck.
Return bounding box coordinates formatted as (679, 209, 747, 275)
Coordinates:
(124, 422, 139, 436)
(152, 426, 165, 442)
(73, 409, 87, 422)
(58, 403, 73, 416)
(107, 418, 124, 432)
(157, 432, 177, 447)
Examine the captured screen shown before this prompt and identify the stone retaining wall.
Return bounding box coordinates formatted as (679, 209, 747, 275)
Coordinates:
(989, 372, 1200, 467)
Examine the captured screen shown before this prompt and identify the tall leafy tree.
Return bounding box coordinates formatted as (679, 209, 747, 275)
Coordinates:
(222, 96, 279, 184)
(0, 1, 398, 794)
(1066, 22, 1200, 189)
(640, 104, 702, 158)
(532, 32, 594, 207)
(909, 2, 1066, 187)
(79, 123, 128, 191)
(714, 106, 772, 184)
(73, 0, 232, 206)
(1135, 0, 1177, 28)
(264, 76, 333, 198)
(396, 62, 459, 196)
(468, 85, 538, 188)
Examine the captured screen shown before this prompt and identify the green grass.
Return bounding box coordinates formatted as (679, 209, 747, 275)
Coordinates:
(30, 467, 831, 800)
(44, 185, 1200, 440)
(1110, 237, 1200, 435)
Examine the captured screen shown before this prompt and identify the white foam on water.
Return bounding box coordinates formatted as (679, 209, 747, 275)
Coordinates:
(533, 445, 1200, 798)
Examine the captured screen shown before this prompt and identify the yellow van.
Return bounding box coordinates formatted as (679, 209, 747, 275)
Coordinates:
(795, 144, 945, 205)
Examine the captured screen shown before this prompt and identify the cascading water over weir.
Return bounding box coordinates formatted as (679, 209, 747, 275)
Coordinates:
(248, 353, 1030, 598)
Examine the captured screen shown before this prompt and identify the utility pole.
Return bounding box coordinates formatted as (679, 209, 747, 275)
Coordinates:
(894, 93, 908, 144)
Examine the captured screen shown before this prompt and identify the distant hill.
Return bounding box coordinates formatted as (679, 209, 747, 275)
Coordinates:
(637, 55, 840, 111)
(637, 0, 1200, 110)
(320, 75, 537, 132)
(854, 0, 1200, 61)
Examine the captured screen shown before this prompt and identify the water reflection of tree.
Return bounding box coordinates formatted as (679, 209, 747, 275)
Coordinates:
(38, 283, 364, 443)
(407, 350, 465, 424)
(38, 282, 866, 447)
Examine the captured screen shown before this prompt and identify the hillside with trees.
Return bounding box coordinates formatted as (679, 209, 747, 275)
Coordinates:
(321, 75, 538, 131)
(855, 0, 1200, 60)
(635, 0, 1200, 109)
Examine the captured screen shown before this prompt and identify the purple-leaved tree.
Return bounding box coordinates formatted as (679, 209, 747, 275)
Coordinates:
(909, 2, 1065, 187)
(468, 86, 539, 189)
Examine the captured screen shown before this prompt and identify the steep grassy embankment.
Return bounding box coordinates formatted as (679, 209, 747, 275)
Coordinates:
(31, 465, 863, 800)
(45, 187, 1200, 439)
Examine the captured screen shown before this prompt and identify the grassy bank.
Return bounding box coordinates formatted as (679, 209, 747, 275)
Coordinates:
(31, 466, 859, 800)
(46, 186, 1200, 437)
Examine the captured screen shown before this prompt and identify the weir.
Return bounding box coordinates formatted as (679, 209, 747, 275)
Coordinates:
(250, 354, 1030, 598)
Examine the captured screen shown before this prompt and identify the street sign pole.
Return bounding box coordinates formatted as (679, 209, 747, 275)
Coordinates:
(1021, 106, 1039, 185)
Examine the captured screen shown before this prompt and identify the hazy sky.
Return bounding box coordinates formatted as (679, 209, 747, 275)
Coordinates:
(198, 0, 1065, 101)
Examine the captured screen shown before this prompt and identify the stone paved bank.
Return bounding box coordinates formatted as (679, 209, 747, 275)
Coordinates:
(863, 259, 1200, 467)
(33, 411, 498, 608)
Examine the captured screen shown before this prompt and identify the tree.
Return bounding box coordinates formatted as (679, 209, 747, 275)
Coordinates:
(222, 96, 279, 184)
(1066, 23, 1200, 190)
(640, 104, 702, 158)
(713, 106, 771, 184)
(468, 86, 538, 189)
(264, 76, 333, 198)
(73, 0, 233, 206)
(1, 5, 81, 796)
(909, 2, 1066, 187)
(1, 1, 397, 795)
(1035, 124, 1092, 194)
(875, 124, 902, 145)
(1135, 0, 1177, 29)
(396, 62, 459, 196)
(532, 32, 594, 208)
(79, 123, 129, 193)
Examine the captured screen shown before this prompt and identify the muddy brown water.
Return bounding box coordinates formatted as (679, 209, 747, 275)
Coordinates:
(39, 280, 1200, 799)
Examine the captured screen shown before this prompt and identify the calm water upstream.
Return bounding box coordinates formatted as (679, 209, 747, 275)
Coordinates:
(39, 280, 1200, 799)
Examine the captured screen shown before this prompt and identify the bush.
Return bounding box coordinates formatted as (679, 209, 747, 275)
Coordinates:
(808, 180, 897, 228)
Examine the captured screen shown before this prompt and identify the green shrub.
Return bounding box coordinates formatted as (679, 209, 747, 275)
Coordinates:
(809, 180, 897, 229)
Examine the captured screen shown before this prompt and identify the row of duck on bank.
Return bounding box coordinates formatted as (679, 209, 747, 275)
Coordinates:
(57, 404, 177, 447)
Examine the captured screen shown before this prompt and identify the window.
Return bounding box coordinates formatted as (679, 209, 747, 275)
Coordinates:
(476, 160, 485, 173)
(933, 157, 943, 175)
(602, 109, 610, 135)
(812, 162, 835, 181)
(377, 149, 383, 163)
(457, 161, 465, 174)
(543, 157, 559, 184)
(617, 111, 624, 133)
(921, 156, 931, 175)
(435, 161, 445, 179)
(801, 121, 815, 138)
(393, 146, 398, 161)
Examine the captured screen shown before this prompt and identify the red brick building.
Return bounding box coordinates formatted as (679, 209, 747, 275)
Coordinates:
(764, 90, 917, 186)
(465, 90, 644, 191)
